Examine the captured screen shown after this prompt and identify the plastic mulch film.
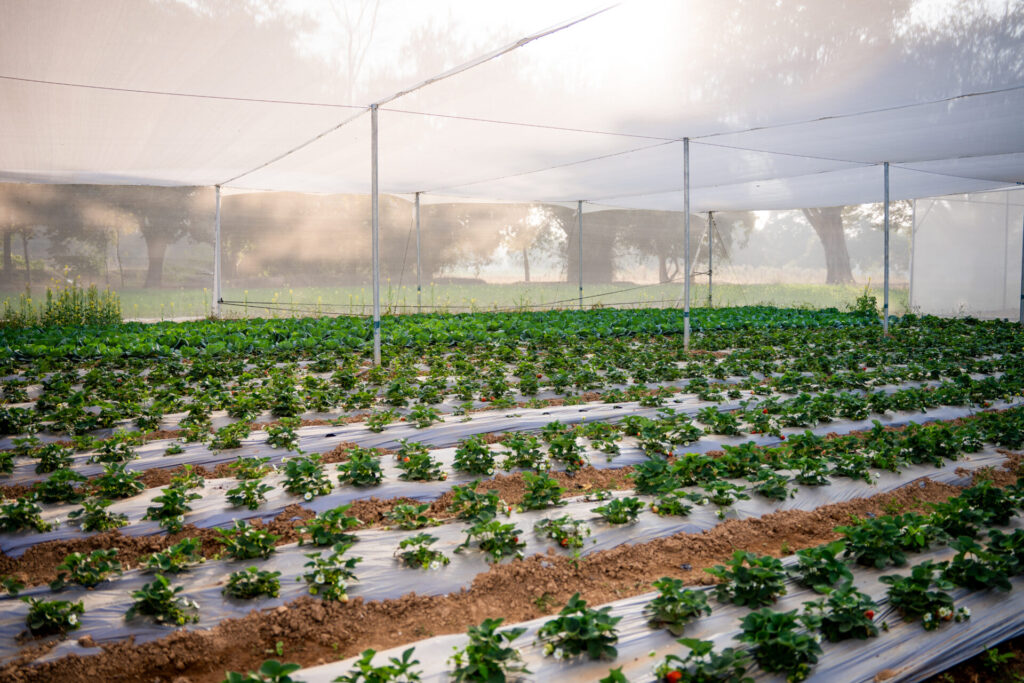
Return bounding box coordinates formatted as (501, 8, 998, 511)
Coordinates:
(0, 372, 1002, 485)
(294, 530, 1024, 683)
(0, 443, 1013, 664)
(2, 398, 1017, 556)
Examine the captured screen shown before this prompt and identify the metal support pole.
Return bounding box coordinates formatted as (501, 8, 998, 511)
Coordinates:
(371, 104, 381, 365)
(883, 162, 890, 335)
(683, 138, 691, 349)
(577, 200, 584, 310)
(707, 211, 713, 308)
(212, 185, 221, 318)
(1019, 211, 1024, 325)
(908, 199, 916, 312)
(415, 192, 422, 314)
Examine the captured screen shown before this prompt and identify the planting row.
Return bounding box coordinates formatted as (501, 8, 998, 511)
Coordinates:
(1, 410, 1019, 661)
(0, 314, 1017, 442)
(289, 478, 1024, 682)
(5, 387, 1024, 555)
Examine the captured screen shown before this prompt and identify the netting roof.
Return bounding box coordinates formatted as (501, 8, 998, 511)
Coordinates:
(1, 0, 1022, 211)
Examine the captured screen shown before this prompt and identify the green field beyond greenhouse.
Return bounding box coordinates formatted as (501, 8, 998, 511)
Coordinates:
(2, 305, 1024, 682)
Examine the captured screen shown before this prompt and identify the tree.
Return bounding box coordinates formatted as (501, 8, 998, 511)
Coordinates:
(801, 208, 854, 284)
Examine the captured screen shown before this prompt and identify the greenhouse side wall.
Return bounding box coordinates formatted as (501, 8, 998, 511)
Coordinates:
(910, 187, 1024, 319)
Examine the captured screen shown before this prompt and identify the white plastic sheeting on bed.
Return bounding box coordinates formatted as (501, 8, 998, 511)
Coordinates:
(0, 444, 1011, 664)
(295, 524, 1024, 683)
(2, 399, 1014, 557)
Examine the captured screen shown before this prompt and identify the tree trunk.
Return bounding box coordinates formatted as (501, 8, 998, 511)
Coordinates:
(143, 233, 169, 288)
(802, 207, 854, 284)
(521, 246, 530, 283)
(20, 230, 31, 291)
(2, 230, 11, 281)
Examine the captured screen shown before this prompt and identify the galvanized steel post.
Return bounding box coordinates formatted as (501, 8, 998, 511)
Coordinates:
(213, 185, 221, 318)
(683, 137, 691, 350)
(883, 162, 890, 335)
(371, 104, 381, 365)
(415, 191, 422, 314)
(578, 200, 583, 310)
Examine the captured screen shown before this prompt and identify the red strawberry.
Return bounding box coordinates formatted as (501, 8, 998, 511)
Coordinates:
(762, 408, 768, 414)
(666, 671, 683, 683)
(779, 435, 786, 440)
(864, 610, 874, 619)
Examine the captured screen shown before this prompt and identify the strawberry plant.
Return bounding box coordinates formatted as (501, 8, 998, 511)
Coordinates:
(299, 541, 361, 602)
(456, 513, 525, 562)
(334, 647, 422, 683)
(790, 456, 831, 486)
(747, 468, 792, 501)
(837, 516, 908, 568)
(50, 549, 122, 590)
(547, 432, 589, 474)
(224, 567, 282, 599)
(408, 403, 441, 429)
(366, 409, 399, 433)
(960, 479, 1017, 526)
(33, 442, 74, 474)
(170, 463, 205, 490)
(829, 452, 875, 485)
(143, 485, 201, 532)
(697, 406, 743, 436)
(0, 497, 52, 533)
(226, 479, 275, 510)
(706, 551, 787, 608)
(536, 593, 621, 661)
(943, 536, 1013, 591)
(142, 537, 205, 573)
(645, 577, 712, 635)
(500, 433, 548, 472)
(395, 440, 445, 481)
(448, 617, 529, 682)
(581, 422, 622, 456)
(22, 597, 84, 636)
(395, 533, 450, 570)
(282, 453, 334, 498)
(593, 496, 644, 524)
(298, 504, 361, 546)
(165, 442, 185, 455)
(986, 528, 1024, 571)
(211, 421, 252, 450)
(222, 659, 302, 683)
(227, 455, 275, 480)
(653, 638, 751, 683)
(454, 434, 496, 476)
(35, 468, 87, 503)
(519, 471, 566, 510)
(802, 582, 879, 641)
(881, 560, 966, 630)
(90, 437, 137, 464)
(928, 496, 990, 539)
(216, 520, 280, 560)
(701, 480, 750, 519)
(266, 417, 302, 451)
(534, 515, 592, 552)
(93, 462, 145, 498)
(126, 573, 200, 625)
(449, 480, 504, 520)
(649, 491, 695, 517)
(789, 541, 852, 592)
(385, 503, 439, 531)
(737, 608, 822, 682)
(68, 497, 128, 531)
(337, 447, 383, 487)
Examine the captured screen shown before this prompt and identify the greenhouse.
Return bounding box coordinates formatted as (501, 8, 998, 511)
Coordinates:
(1, 0, 1024, 681)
